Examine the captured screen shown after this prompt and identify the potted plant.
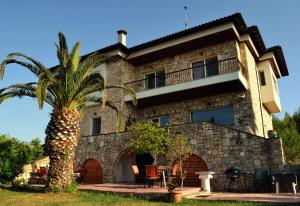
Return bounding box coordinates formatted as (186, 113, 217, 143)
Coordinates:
(167, 135, 192, 188)
(167, 177, 182, 203)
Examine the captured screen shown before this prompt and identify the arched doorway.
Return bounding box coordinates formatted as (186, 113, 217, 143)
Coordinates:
(114, 151, 135, 183)
(82, 159, 103, 184)
(113, 152, 154, 183)
(173, 154, 208, 186)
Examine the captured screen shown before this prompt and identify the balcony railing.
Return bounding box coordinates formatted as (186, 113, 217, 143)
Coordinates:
(125, 57, 246, 93)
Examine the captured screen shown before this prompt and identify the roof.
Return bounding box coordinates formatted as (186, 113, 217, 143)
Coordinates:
(50, 13, 288, 76)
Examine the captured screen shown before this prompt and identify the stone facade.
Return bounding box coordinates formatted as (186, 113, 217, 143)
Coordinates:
(76, 33, 288, 191)
(75, 121, 286, 191)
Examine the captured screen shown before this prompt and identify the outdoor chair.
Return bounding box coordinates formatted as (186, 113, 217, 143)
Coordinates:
(145, 165, 160, 187)
(131, 165, 140, 188)
(254, 169, 270, 193)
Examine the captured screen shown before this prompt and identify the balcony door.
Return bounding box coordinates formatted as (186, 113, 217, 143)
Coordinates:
(145, 70, 165, 90)
(192, 57, 219, 80)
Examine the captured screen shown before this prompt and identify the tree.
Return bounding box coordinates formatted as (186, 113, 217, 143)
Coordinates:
(0, 134, 44, 182)
(128, 122, 171, 164)
(273, 113, 300, 163)
(167, 135, 192, 188)
(0, 33, 136, 191)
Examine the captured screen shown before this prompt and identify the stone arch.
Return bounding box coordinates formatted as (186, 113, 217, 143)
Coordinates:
(112, 150, 135, 183)
(172, 154, 208, 186)
(82, 158, 103, 184)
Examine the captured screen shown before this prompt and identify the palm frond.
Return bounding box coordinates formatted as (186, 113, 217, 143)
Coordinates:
(6, 52, 48, 71)
(0, 83, 54, 106)
(0, 59, 42, 79)
(106, 85, 137, 106)
(70, 42, 81, 70)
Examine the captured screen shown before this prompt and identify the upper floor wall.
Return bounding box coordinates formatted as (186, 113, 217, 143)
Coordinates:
(123, 40, 248, 107)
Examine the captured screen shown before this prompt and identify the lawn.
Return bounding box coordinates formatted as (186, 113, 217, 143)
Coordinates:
(0, 188, 295, 206)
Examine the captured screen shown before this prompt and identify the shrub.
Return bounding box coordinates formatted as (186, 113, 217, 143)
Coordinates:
(63, 180, 78, 193)
(0, 134, 44, 182)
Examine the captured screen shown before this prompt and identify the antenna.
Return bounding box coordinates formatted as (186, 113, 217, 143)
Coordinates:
(184, 5, 188, 29)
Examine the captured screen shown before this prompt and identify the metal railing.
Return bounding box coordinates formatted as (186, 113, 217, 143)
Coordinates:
(125, 57, 246, 93)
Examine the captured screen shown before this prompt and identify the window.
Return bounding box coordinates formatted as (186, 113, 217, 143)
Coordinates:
(152, 116, 170, 127)
(92, 117, 101, 135)
(192, 61, 205, 79)
(145, 70, 165, 89)
(192, 57, 219, 80)
(272, 75, 279, 94)
(191, 106, 234, 126)
(259, 71, 266, 86)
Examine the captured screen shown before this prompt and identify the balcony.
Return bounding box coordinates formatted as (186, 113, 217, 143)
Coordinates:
(258, 61, 282, 113)
(124, 58, 248, 107)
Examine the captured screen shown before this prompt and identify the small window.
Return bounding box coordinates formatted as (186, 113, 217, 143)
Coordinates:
(152, 116, 170, 127)
(191, 106, 234, 126)
(159, 116, 170, 127)
(145, 70, 165, 89)
(92, 117, 101, 135)
(259, 71, 266, 86)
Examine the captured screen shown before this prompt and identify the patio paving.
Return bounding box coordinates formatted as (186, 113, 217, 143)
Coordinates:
(78, 183, 199, 199)
(79, 183, 300, 204)
(188, 192, 300, 204)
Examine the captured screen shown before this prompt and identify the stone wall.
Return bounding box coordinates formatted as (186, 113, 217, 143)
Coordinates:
(75, 121, 286, 191)
(133, 40, 238, 80)
(80, 40, 274, 138)
(80, 58, 137, 135)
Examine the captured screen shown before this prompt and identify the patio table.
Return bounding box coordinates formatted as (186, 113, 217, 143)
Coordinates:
(271, 173, 297, 194)
(196, 171, 215, 193)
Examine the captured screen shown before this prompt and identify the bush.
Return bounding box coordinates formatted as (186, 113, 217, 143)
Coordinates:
(63, 180, 78, 193)
(0, 134, 44, 182)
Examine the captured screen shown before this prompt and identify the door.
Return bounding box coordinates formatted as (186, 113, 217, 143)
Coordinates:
(82, 159, 103, 184)
(135, 153, 154, 183)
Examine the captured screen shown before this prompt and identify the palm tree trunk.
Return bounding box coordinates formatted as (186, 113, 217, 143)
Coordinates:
(44, 109, 80, 191)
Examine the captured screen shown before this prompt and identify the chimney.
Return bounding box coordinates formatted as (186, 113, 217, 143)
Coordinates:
(117, 29, 127, 46)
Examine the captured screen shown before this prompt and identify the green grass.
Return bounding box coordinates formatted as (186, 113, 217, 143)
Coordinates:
(0, 187, 296, 206)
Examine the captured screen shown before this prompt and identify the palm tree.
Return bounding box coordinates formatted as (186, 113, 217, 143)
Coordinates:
(0, 33, 136, 191)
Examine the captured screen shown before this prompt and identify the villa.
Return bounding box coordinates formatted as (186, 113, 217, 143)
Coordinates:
(75, 13, 291, 191)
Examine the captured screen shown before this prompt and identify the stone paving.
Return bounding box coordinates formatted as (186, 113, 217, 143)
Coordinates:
(78, 183, 300, 204)
(190, 192, 300, 204)
(78, 183, 199, 200)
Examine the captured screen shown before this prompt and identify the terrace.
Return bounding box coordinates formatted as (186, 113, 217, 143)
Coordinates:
(124, 58, 248, 107)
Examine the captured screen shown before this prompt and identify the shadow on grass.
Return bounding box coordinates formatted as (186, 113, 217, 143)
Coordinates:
(0, 185, 45, 194)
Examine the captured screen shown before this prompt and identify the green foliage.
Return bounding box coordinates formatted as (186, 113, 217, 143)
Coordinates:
(0, 134, 44, 182)
(128, 122, 171, 163)
(167, 135, 192, 188)
(273, 109, 300, 163)
(50, 186, 60, 193)
(63, 180, 78, 193)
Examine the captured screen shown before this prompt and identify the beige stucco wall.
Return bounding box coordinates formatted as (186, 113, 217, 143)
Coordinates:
(258, 60, 281, 113)
(239, 42, 266, 137)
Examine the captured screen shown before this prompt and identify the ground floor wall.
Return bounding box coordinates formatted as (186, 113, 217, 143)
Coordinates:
(75, 122, 286, 191)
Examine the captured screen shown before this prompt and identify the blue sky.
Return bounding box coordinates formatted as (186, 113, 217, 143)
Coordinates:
(0, 0, 299, 142)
